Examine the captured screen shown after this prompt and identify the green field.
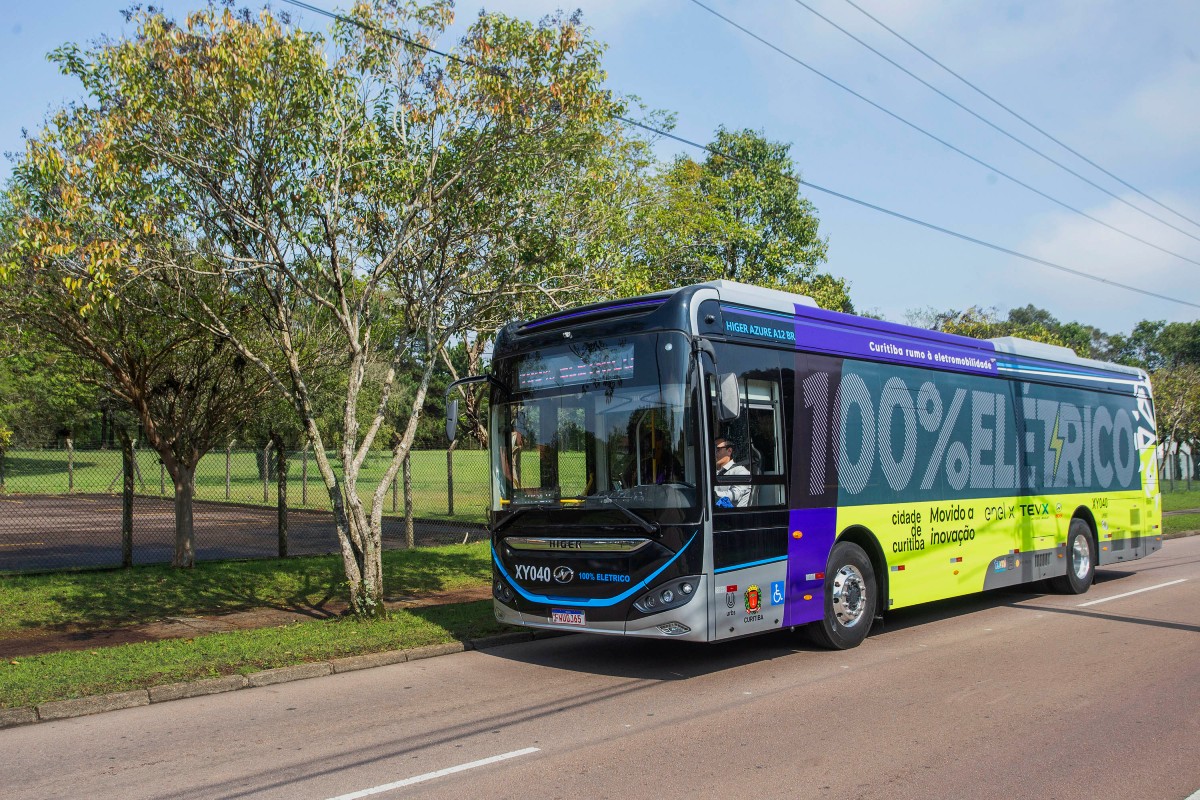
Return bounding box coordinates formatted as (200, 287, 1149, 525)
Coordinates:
(0, 447, 493, 524)
(1159, 485, 1200, 512)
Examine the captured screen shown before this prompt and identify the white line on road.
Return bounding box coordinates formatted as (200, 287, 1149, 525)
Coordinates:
(325, 747, 541, 800)
(1077, 579, 1187, 607)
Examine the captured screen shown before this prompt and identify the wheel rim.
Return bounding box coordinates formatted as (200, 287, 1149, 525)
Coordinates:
(831, 564, 867, 628)
(1071, 534, 1091, 581)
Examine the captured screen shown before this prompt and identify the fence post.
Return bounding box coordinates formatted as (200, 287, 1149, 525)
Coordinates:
(225, 440, 233, 500)
(391, 470, 398, 513)
(446, 444, 455, 516)
(121, 433, 134, 568)
(159, 460, 165, 496)
(66, 436, 75, 494)
(301, 443, 309, 506)
(274, 435, 288, 558)
(0, 449, 5, 492)
(403, 454, 414, 548)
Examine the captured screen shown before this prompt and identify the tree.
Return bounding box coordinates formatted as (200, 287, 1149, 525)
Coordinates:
(3, 117, 273, 566)
(25, 3, 623, 612)
(910, 304, 1101, 351)
(1149, 364, 1200, 486)
(635, 127, 848, 309)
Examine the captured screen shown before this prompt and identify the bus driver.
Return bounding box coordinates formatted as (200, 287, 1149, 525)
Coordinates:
(714, 437, 750, 508)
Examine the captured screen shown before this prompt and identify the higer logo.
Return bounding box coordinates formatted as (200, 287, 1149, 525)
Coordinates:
(553, 566, 575, 584)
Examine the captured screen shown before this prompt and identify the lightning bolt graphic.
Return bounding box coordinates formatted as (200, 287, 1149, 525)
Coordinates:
(1049, 414, 1065, 479)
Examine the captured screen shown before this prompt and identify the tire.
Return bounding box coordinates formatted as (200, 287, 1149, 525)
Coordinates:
(808, 540, 877, 650)
(1049, 518, 1096, 594)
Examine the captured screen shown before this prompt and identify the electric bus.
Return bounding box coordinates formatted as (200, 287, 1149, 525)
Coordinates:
(446, 281, 1161, 648)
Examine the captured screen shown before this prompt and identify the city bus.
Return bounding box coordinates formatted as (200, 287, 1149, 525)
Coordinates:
(446, 281, 1162, 649)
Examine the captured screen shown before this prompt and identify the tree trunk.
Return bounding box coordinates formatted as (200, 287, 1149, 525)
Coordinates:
(447, 441, 456, 516)
(173, 461, 196, 568)
(121, 432, 134, 568)
(262, 440, 273, 503)
(1188, 444, 1194, 492)
(404, 454, 414, 548)
(301, 444, 308, 506)
(273, 432, 288, 558)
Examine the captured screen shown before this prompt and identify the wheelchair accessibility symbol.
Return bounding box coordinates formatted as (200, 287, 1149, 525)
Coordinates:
(770, 581, 785, 606)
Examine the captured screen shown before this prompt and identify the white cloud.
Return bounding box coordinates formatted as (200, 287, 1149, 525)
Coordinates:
(1014, 195, 1200, 330)
(1116, 59, 1200, 160)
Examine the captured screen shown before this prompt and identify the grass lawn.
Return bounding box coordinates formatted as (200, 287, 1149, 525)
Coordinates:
(0, 543, 502, 708)
(1164, 513, 1200, 537)
(1159, 486, 1200, 512)
(0, 601, 508, 709)
(0, 543, 492, 635)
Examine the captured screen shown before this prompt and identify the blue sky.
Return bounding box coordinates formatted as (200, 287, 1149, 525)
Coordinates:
(3, 1, 1198, 335)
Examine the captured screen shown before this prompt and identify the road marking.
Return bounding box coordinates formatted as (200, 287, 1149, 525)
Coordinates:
(325, 747, 540, 800)
(0, 542, 45, 548)
(1077, 579, 1187, 607)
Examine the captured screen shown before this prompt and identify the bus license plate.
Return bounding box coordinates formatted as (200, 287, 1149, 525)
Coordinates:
(551, 608, 585, 626)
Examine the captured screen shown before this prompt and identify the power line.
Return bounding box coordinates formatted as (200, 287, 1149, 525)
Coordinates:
(686, 0, 1200, 268)
(791, 0, 1200, 247)
(840, 0, 1200, 235)
(619, 118, 1200, 310)
(277, 0, 1200, 310)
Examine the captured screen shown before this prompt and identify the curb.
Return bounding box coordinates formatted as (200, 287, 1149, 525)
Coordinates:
(0, 630, 563, 731)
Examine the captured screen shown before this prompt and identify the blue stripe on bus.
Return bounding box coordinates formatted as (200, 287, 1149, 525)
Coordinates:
(494, 532, 698, 608)
(714, 555, 788, 574)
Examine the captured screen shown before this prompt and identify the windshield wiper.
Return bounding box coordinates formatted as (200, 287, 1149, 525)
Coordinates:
(597, 497, 659, 534)
(494, 497, 659, 534)
(493, 504, 559, 533)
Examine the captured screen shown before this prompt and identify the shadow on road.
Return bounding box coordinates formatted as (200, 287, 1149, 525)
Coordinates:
(477, 560, 1180, 680)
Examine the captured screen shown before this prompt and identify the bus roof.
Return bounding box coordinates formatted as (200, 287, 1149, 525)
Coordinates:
(691, 280, 1147, 384)
(506, 280, 1148, 388)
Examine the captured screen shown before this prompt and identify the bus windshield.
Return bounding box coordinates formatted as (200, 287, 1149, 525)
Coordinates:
(492, 331, 700, 513)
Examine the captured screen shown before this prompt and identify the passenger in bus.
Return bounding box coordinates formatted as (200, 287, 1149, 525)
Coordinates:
(714, 437, 751, 507)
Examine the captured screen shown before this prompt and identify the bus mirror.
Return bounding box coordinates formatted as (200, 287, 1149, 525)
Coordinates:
(446, 399, 459, 443)
(717, 373, 740, 421)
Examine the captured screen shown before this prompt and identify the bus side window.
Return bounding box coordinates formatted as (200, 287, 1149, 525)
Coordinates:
(711, 346, 787, 509)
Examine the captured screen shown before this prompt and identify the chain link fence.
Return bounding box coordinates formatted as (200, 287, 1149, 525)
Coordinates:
(0, 442, 490, 573)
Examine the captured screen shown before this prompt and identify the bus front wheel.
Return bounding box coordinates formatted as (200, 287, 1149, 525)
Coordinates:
(808, 540, 877, 650)
(1049, 519, 1095, 595)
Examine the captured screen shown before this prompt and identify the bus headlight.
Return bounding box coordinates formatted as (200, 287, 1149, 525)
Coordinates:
(633, 576, 700, 614)
(494, 578, 515, 604)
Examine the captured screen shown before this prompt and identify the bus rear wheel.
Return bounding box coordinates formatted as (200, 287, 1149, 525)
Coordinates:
(1049, 519, 1095, 594)
(808, 540, 877, 650)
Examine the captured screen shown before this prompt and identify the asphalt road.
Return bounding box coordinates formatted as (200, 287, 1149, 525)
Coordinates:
(3, 537, 1198, 800)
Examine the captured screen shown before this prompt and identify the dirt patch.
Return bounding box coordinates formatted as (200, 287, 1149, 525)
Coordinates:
(0, 585, 492, 659)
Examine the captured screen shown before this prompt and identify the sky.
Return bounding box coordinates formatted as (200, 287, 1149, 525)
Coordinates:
(2, 0, 1198, 336)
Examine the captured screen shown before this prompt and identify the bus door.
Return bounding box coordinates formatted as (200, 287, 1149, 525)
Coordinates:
(708, 343, 791, 640)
